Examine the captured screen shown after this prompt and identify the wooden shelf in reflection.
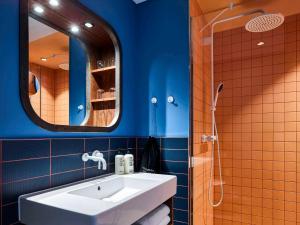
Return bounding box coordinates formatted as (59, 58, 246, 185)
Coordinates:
(91, 66, 116, 75)
(90, 97, 116, 103)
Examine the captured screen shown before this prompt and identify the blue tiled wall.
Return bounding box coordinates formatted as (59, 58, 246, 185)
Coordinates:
(0, 137, 189, 225)
(159, 138, 189, 225)
(133, 137, 189, 225)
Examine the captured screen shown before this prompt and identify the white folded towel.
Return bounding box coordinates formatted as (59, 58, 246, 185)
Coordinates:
(158, 216, 170, 225)
(134, 204, 170, 225)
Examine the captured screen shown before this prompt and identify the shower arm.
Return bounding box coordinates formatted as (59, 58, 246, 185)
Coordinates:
(209, 9, 265, 138)
(211, 9, 265, 29)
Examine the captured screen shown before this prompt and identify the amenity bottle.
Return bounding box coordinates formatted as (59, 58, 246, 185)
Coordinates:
(124, 151, 134, 174)
(115, 152, 125, 175)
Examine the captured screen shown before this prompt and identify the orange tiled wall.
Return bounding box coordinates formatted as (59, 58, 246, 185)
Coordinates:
(40, 66, 55, 123)
(191, 0, 213, 224)
(29, 63, 69, 125)
(213, 14, 300, 225)
(54, 69, 69, 125)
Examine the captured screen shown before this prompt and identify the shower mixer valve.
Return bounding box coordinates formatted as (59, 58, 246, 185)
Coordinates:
(201, 134, 217, 143)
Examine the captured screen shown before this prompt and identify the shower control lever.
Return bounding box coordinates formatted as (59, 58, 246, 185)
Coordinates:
(201, 134, 217, 143)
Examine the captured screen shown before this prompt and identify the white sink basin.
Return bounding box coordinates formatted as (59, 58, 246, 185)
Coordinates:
(19, 173, 177, 225)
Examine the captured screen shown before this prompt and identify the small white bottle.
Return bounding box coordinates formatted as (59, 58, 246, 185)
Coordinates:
(115, 152, 125, 175)
(124, 151, 134, 174)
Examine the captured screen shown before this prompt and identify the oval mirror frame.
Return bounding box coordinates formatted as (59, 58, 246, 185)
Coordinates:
(19, 0, 122, 132)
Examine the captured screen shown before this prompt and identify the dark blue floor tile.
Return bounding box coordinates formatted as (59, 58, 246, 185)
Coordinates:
(51, 139, 84, 156)
(176, 185, 188, 198)
(2, 140, 50, 161)
(84, 167, 109, 179)
(51, 154, 83, 174)
(3, 203, 18, 225)
(85, 138, 109, 152)
(161, 149, 188, 162)
(3, 176, 50, 204)
(51, 170, 84, 187)
(161, 138, 188, 149)
(173, 197, 188, 211)
(161, 161, 188, 174)
(3, 159, 50, 183)
(110, 138, 128, 150)
(173, 209, 188, 223)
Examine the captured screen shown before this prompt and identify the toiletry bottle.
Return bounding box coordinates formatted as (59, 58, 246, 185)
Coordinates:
(115, 151, 125, 175)
(124, 151, 134, 174)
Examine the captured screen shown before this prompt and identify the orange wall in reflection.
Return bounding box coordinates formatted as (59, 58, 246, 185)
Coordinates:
(29, 63, 69, 125)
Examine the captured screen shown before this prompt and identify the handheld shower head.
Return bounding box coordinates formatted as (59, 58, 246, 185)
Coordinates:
(217, 82, 224, 93)
(213, 82, 224, 108)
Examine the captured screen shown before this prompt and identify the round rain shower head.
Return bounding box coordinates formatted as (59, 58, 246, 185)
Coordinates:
(245, 13, 284, 32)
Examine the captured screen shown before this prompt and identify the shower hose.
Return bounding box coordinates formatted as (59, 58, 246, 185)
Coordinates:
(208, 110, 224, 207)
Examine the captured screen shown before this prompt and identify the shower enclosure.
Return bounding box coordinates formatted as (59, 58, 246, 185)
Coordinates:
(190, 0, 300, 224)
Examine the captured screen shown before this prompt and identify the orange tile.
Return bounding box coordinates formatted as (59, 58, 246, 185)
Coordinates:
(203, 17, 300, 225)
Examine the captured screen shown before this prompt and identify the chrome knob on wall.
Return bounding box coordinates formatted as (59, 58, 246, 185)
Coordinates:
(201, 134, 217, 143)
(167, 96, 174, 104)
(151, 97, 158, 104)
(78, 105, 84, 111)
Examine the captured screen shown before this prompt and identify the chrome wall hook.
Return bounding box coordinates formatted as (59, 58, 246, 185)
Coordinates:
(151, 97, 158, 104)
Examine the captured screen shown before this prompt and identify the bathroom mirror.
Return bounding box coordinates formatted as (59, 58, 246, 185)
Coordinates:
(20, 0, 121, 132)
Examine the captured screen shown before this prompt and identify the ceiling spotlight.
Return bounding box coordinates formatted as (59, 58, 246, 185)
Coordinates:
(70, 25, 80, 33)
(257, 41, 264, 46)
(41, 57, 47, 61)
(84, 22, 94, 28)
(49, 0, 59, 7)
(33, 5, 44, 14)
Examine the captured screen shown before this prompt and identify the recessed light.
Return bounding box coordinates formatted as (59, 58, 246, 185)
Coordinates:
(49, 0, 59, 7)
(70, 25, 80, 33)
(41, 57, 47, 61)
(257, 41, 264, 46)
(84, 22, 94, 28)
(33, 5, 44, 14)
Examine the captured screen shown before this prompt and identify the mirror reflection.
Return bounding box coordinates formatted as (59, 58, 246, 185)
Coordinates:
(29, 18, 70, 125)
(24, 0, 121, 130)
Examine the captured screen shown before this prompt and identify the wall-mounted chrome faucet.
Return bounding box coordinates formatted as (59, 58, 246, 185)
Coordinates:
(82, 150, 107, 170)
(201, 134, 217, 143)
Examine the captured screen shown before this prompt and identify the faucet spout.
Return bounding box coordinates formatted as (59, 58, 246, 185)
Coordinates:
(98, 158, 107, 170)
